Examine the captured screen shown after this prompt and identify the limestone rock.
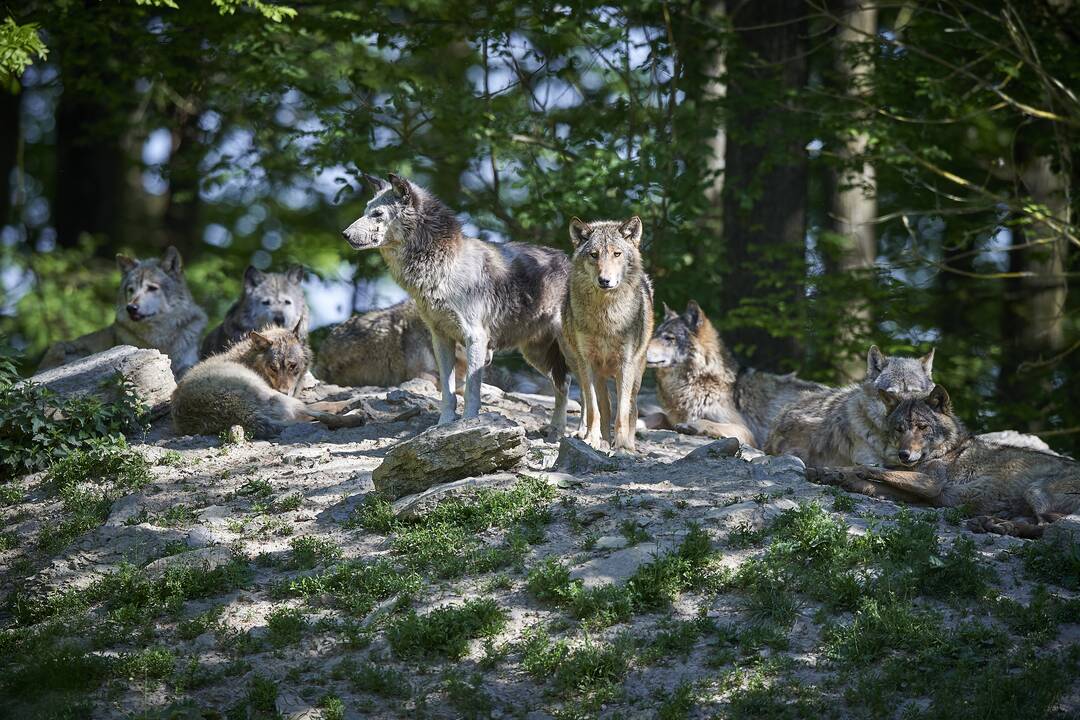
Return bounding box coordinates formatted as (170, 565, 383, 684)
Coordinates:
(1042, 514, 1080, 548)
(372, 413, 527, 499)
(143, 546, 235, 581)
(25, 345, 176, 418)
(391, 472, 521, 519)
(679, 437, 741, 463)
(555, 437, 618, 474)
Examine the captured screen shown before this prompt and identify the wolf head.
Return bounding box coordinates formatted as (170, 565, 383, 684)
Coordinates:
(568, 216, 643, 292)
(237, 265, 307, 335)
(864, 345, 935, 406)
(341, 173, 457, 251)
(647, 301, 707, 368)
(115, 246, 190, 323)
(887, 385, 964, 465)
(245, 321, 312, 396)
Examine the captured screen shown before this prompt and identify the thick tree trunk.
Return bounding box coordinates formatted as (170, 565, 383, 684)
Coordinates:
(827, 0, 878, 380)
(721, 0, 808, 372)
(160, 106, 203, 254)
(999, 155, 1070, 432)
(0, 90, 19, 226)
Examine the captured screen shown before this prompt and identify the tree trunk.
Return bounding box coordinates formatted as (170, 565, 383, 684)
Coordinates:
(160, 105, 203, 255)
(827, 0, 878, 380)
(999, 154, 1070, 432)
(0, 90, 19, 226)
(721, 0, 809, 372)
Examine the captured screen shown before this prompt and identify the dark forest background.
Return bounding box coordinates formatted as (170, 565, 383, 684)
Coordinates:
(1, 0, 1077, 452)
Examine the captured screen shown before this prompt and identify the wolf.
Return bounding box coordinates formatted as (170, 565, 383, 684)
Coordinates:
(808, 385, 1080, 538)
(341, 173, 571, 434)
(38, 246, 207, 378)
(172, 323, 365, 438)
(561, 217, 653, 452)
(646, 300, 828, 447)
(764, 345, 935, 466)
(200, 265, 309, 357)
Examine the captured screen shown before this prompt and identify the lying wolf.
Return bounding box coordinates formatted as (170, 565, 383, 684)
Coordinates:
(200, 265, 309, 357)
(341, 173, 571, 435)
(808, 385, 1080, 537)
(38, 246, 207, 378)
(172, 323, 364, 438)
(562, 217, 653, 453)
(646, 300, 826, 447)
(764, 345, 935, 466)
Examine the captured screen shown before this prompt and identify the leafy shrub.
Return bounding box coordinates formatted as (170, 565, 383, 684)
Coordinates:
(0, 357, 146, 478)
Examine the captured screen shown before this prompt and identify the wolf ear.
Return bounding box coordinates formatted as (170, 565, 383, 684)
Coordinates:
(291, 317, 304, 338)
(116, 254, 138, 274)
(662, 302, 678, 322)
(569, 217, 591, 246)
(926, 384, 951, 414)
(285, 264, 305, 285)
(243, 265, 265, 289)
(361, 172, 388, 195)
(387, 173, 415, 206)
(248, 330, 272, 351)
(866, 345, 887, 380)
(683, 300, 703, 331)
(161, 246, 183, 276)
(920, 347, 935, 376)
(619, 216, 643, 246)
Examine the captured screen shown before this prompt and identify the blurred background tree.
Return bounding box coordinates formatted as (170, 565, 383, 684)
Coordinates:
(0, 0, 1077, 452)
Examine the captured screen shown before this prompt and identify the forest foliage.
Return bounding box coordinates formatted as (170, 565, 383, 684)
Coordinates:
(0, 0, 1077, 451)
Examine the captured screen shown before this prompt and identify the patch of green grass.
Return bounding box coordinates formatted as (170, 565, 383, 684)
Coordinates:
(825, 487, 856, 512)
(177, 606, 224, 640)
(1015, 538, 1080, 591)
(657, 680, 696, 720)
(319, 694, 345, 720)
(344, 493, 396, 533)
(239, 674, 278, 716)
(332, 657, 411, 699)
(990, 585, 1080, 640)
(266, 606, 306, 647)
(727, 521, 767, 549)
(639, 617, 716, 664)
(0, 530, 18, 550)
(38, 440, 152, 553)
(824, 596, 944, 664)
(275, 492, 304, 512)
(283, 558, 421, 616)
(117, 647, 175, 681)
(158, 450, 183, 466)
(721, 664, 829, 720)
(288, 535, 341, 569)
(619, 519, 651, 545)
(157, 504, 198, 528)
(522, 627, 632, 700)
(444, 672, 493, 719)
(0, 484, 25, 506)
(388, 598, 507, 660)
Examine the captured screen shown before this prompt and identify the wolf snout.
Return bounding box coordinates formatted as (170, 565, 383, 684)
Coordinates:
(126, 304, 143, 320)
(898, 449, 921, 465)
(597, 277, 616, 290)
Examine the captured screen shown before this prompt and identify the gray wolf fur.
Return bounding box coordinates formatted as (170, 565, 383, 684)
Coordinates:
(38, 246, 207, 378)
(764, 345, 935, 466)
(646, 300, 827, 447)
(172, 323, 364, 438)
(341, 173, 571, 433)
(809, 385, 1080, 538)
(562, 216, 653, 452)
(200, 265, 309, 357)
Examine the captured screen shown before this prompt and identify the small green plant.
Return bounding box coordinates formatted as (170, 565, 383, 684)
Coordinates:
(0, 358, 146, 476)
(158, 450, 183, 466)
(289, 535, 341, 569)
(284, 558, 420, 615)
(333, 658, 412, 698)
(1015, 539, 1080, 591)
(619, 519, 651, 545)
(444, 672, 493, 719)
(388, 598, 507, 659)
(266, 606, 306, 647)
(118, 647, 175, 681)
(319, 694, 345, 720)
(157, 504, 198, 528)
(275, 492, 304, 512)
(657, 680, 696, 720)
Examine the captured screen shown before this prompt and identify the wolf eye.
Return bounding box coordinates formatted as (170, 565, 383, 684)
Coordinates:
(146, 284, 159, 292)
(613, 251, 622, 257)
(589, 251, 600, 259)
(262, 299, 272, 306)
(284, 299, 292, 305)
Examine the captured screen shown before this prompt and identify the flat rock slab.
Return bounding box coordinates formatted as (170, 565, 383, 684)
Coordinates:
(570, 543, 661, 588)
(391, 472, 521, 519)
(372, 413, 527, 499)
(555, 437, 619, 474)
(26, 345, 176, 417)
(143, 546, 235, 581)
(679, 437, 741, 463)
(1043, 514, 1080, 547)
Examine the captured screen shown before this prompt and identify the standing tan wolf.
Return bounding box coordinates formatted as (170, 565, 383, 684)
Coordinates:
(172, 323, 364, 438)
(200, 265, 309, 357)
(341, 173, 571, 435)
(646, 300, 827, 447)
(562, 217, 653, 453)
(38, 246, 207, 378)
(764, 345, 935, 466)
(808, 385, 1080, 538)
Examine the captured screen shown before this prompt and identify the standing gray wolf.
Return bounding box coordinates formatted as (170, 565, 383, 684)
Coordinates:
(562, 217, 653, 452)
(200, 265, 309, 357)
(172, 323, 364, 438)
(764, 345, 935, 466)
(37, 246, 207, 378)
(341, 173, 571, 435)
(807, 385, 1080, 538)
(646, 300, 827, 447)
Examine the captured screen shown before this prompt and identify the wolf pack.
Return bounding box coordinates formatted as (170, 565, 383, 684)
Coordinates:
(38, 173, 1080, 540)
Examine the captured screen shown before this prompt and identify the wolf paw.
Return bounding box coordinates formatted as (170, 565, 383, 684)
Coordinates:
(966, 515, 1013, 535)
(542, 424, 566, 443)
(438, 411, 459, 425)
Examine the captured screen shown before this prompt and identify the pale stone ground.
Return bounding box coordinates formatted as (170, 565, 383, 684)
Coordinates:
(1, 376, 1076, 719)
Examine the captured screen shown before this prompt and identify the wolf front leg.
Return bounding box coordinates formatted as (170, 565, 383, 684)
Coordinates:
(430, 332, 459, 424)
(612, 355, 638, 453)
(462, 330, 489, 419)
